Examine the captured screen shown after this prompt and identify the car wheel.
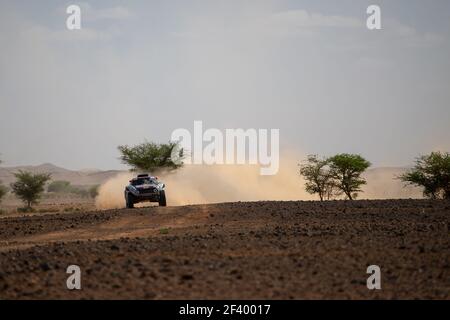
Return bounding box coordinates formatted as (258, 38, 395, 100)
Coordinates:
(126, 193, 134, 208)
(159, 190, 167, 207)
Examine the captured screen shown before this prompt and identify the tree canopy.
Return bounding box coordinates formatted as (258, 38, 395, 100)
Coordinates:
(299, 155, 335, 201)
(10, 171, 51, 208)
(328, 153, 371, 200)
(118, 141, 184, 173)
(399, 151, 450, 199)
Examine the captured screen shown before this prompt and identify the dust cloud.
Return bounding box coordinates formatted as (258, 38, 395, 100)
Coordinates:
(361, 168, 422, 199)
(95, 172, 136, 209)
(95, 154, 423, 210)
(95, 152, 314, 209)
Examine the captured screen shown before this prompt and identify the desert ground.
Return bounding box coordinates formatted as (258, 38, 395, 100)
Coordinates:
(0, 199, 449, 299)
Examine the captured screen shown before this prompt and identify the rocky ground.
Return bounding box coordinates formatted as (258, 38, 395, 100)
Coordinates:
(0, 200, 449, 299)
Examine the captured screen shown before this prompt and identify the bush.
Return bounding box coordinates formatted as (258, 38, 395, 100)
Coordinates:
(70, 187, 89, 198)
(48, 180, 96, 198)
(47, 180, 71, 193)
(38, 208, 60, 213)
(17, 207, 36, 213)
(11, 171, 51, 209)
(89, 185, 100, 198)
(0, 184, 7, 204)
(159, 228, 170, 234)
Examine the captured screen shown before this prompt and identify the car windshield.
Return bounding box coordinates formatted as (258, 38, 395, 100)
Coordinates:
(131, 178, 156, 186)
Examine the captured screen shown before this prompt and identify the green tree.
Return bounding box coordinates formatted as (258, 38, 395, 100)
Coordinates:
(118, 141, 184, 173)
(399, 151, 450, 199)
(328, 153, 371, 200)
(299, 155, 335, 201)
(11, 171, 51, 209)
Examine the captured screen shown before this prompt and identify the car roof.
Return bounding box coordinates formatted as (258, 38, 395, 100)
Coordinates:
(131, 175, 157, 181)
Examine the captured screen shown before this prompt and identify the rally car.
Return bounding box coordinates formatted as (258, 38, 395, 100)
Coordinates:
(124, 174, 166, 208)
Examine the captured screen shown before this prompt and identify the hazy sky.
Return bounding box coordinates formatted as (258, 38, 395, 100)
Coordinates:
(0, 0, 449, 170)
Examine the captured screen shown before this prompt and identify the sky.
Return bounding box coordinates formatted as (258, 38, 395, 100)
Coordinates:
(0, 0, 449, 170)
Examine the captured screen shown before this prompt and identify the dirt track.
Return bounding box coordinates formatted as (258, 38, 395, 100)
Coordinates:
(0, 200, 449, 299)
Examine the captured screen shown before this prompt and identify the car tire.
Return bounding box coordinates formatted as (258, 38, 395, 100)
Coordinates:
(159, 190, 167, 207)
(126, 193, 134, 208)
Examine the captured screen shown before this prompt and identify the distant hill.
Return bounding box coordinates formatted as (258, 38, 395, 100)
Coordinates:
(0, 163, 123, 186)
(0, 163, 423, 199)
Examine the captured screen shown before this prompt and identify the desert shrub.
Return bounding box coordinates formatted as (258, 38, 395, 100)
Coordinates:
(0, 184, 7, 204)
(11, 171, 51, 209)
(89, 185, 100, 198)
(159, 228, 170, 234)
(328, 154, 371, 200)
(38, 208, 60, 213)
(17, 207, 36, 213)
(69, 187, 89, 198)
(48, 180, 93, 198)
(47, 180, 71, 193)
(118, 141, 184, 173)
(399, 151, 450, 199)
